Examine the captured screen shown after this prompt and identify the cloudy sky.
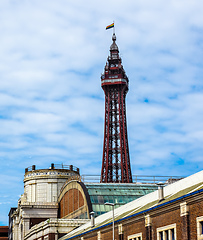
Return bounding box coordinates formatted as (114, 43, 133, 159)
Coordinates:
(0, 0, 203, 225)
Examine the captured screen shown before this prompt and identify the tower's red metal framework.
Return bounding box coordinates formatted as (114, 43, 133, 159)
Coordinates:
(100, 33, 132, 183)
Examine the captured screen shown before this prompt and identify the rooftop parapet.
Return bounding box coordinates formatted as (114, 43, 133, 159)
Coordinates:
(25, 163, 79, 174)
(24, 163, 80, 182)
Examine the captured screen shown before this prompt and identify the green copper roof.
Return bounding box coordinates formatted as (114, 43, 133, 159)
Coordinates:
(85, 183, 158, 217)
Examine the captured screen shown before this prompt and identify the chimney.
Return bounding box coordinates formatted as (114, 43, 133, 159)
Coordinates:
(157, 182, 164, 202)
(32, 165, 36, 171)
(90, 212, 95, 227)
(51, 163, 54, 169)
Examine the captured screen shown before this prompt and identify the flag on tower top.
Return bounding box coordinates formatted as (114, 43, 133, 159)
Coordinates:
(106, 23, 114, 30)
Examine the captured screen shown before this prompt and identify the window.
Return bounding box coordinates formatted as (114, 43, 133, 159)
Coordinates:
(128, 232, 142, 240)
(157, 224, 176, 240)
(197, 216, 203, 240)
(201, 222, 203, 235)
(119, 234, 124, 240)
(97, 196, 104, 204)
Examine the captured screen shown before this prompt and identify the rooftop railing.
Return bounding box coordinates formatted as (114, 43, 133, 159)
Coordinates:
(25, 163, 79, 174)
(80, 175, 184, 184)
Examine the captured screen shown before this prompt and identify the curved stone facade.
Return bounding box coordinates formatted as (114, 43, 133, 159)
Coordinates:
(24, 167, 79, 203)
(11, 164, 80, 240)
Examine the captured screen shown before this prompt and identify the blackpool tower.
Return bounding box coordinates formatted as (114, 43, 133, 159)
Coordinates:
(100, 33, 132, 183)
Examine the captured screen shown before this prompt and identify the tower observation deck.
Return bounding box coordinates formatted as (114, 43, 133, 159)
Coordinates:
(100, 33, 132, 183)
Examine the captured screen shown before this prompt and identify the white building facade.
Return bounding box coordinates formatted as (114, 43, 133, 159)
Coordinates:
(11, 164, 80, 240)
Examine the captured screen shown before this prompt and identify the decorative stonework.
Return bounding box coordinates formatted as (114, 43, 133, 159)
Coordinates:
(11, 164, 81, 240)
(145, 214, 151, 227)
(24, 218, 89, 240)
(97, 231, 102, 240)
(23, 169, 80, 204)
(24, 169, 79, 182)
(118, 224, 123, 234)
(180, 202, 189, 216)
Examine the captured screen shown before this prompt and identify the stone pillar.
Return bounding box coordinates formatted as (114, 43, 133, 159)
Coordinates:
(19, 221, 23, 240)
(12, 217, 19, 240)
(97, 231, 102, 240)
(23, 218, 30, 237)
(180, 202, 190, 240)
(145, 214, 152, 240)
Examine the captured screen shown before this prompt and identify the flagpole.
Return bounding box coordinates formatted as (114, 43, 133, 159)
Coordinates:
(113, 21, 115, 34)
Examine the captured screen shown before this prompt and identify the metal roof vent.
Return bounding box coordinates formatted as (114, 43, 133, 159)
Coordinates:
(90, 212, 95, 228)
(157, 182, 165, 202)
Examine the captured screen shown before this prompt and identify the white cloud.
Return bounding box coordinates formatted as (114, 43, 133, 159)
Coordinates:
(0, 0, 203, 225)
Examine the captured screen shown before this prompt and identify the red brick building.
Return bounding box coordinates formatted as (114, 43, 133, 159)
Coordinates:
(60, 170, 203, 240)
(0, 226, 8, 240)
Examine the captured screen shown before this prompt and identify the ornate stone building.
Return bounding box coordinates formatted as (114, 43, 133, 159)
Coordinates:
(9, 164, 160, 240)
(10, 164, 81, 240)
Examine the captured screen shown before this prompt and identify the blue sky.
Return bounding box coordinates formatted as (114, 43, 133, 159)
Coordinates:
(0, 0, 203, 225)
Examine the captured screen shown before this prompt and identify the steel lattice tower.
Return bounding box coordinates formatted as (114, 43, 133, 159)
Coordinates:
(100, 33, 132, 183)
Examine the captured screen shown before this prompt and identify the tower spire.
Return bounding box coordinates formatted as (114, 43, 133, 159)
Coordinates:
(100, 34, 132, 183)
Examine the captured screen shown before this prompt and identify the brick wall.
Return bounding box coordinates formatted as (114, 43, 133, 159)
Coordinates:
(124, 219, 146, 239)
(71, 193, 203, 240)
(188, 199, 203, 240)
(0, 226, 8, 240)
(151, 207, 180, 239)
